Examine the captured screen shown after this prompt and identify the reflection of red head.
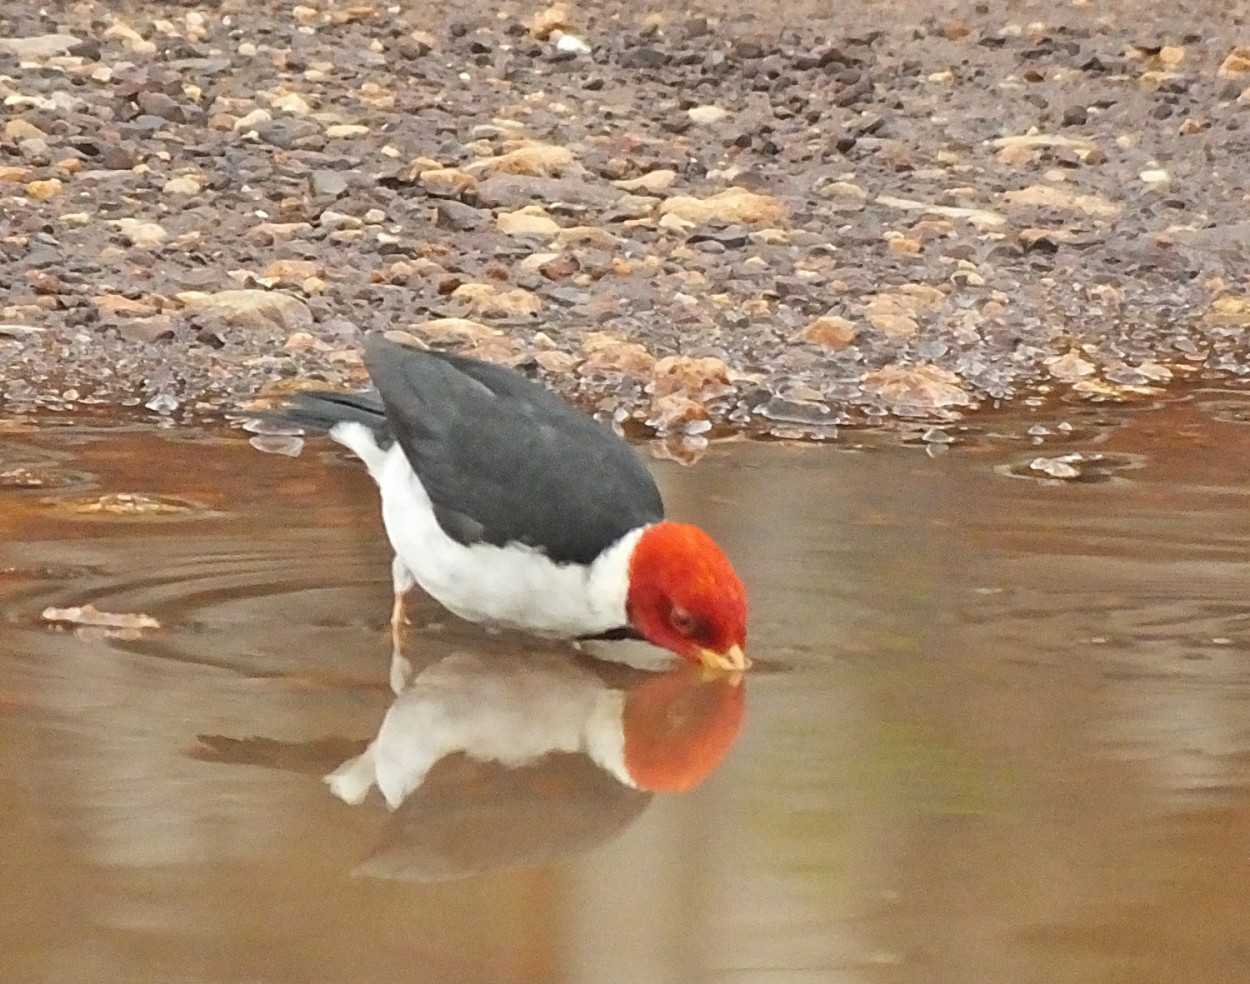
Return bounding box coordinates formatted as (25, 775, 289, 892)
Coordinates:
(620, 666, 746, 792)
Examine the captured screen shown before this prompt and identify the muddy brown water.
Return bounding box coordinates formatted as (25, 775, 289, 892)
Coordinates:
(3, 392, 1250, 984)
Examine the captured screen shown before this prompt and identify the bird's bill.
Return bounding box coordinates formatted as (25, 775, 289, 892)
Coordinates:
(698, 644, 750, 673)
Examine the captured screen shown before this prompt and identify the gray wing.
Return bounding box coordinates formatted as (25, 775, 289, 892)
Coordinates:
(364, 337, 664, 566)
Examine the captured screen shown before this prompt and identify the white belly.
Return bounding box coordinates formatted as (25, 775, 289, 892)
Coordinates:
(373, 441, 640, 637)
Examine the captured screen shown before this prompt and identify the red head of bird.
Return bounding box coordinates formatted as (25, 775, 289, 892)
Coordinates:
(625, 522, 748, 672)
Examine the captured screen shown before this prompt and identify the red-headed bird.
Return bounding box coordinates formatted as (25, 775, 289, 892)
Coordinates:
(269, 337, 748, 690)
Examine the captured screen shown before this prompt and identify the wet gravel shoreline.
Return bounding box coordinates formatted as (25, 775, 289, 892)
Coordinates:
(2, 0, 1249, 438)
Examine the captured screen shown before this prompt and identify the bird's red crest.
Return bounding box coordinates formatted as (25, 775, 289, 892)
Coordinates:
(626, 522, 747, 664)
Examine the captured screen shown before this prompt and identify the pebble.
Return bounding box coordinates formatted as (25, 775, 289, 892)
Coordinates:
(163, 175, 203, 196)
(473, 144, 579, 178)
(5, 119, 48, 142)
(497, 206, 561, 237)
(659, 188, 789, 226)
(26, 179, 64, 200)
(113, 219, 168, 248)
(309, 170, 349, 197)
(178, 289, 312, 332)
(0, 35, 81, 60)
(325, 124, 369, 138)
(687, 105, 729, 125)
(799, 315, 858, 350)
(419, 168, 477, 199)
(233, 109, 273, 132)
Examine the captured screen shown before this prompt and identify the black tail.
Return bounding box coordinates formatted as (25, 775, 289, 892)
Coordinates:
(263, 389, 394, 445)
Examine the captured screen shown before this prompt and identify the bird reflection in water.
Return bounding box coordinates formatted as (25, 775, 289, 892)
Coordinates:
(332, 650, 745, 882)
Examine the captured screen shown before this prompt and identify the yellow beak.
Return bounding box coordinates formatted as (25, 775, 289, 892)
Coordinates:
(698, 644, 750, 673)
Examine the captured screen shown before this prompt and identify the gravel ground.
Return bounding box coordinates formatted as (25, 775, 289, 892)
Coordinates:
(2, 0, 1249, 439)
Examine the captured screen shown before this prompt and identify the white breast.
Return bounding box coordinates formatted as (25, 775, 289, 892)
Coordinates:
(331, 422, 643, 637)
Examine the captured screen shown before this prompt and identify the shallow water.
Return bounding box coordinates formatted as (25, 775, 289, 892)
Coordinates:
(3, 392, 1250, 984)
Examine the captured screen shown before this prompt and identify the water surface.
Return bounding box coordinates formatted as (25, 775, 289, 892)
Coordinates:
(2, 392, 1250, 983)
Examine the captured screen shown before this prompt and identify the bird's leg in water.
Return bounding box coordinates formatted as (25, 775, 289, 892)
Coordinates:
(389, 556, 416, 694)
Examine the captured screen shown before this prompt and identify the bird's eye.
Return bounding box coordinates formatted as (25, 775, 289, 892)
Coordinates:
(669, 606, 697, 636)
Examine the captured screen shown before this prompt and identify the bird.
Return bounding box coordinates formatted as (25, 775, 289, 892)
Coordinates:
(266, 335, 748, 691)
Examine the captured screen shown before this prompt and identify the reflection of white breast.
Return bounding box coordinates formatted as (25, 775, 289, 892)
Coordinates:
(326, 652, 632, 809)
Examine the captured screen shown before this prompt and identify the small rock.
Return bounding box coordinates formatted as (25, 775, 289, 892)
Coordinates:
(999, 184, 1122, 219)
(309, 170, 349, 197)
(248, 221, 314, 245)
(325, 123, 369, 139)
(1218, 46, 1250, 78)
(553, 31, 592, 55)
(26, 179, 64, 200)
(816, 180, 869, 201)
(5, 119, 47, 142)
(860, 364, 973, 409)
(271, 92, 312, 115)
(318, 209, 361, 230)
(233, 108, 273, 132)
(263, 259, 323, 285)
(580, 332, 656, 379)
(451, 283, 542, 318)
(1159, 45, 1185, 67)
(534, 350, 578, 374)
(419, 167, 477, 199)
(404, 318, 502, 347)
(103, 21, 156, 55)
(1061, 105, 1088, 127)
(530, 4, 574, 40)
(612, 169, 677, 193)
(254, 119, 320, 149)
(995, 142, 1045, 165)
(435, 201, 488, 231)
(877, 195, 1007, 229)
(137, 91, 183, 122)
(887, 236, 923, 256)
(163, 174, 203, 196)
(1044, 349, 1097, 381)
(497, 205, 561, 237)
(538, 253, 580, 279)
(113, 219, 168, 248)
(866, 309, 919, 338)
(651, 355, 734, 402)
(799, 315, 858, 350)
(0, 34, 80, 60)
(92, 294, 157, 318)
(1029, 455, 1082, 479)
(120, 316, 176, 343)
(620, 46, 669, 69)
(178, 289, 312, 332)
(731, 37, 766, 60)
(648, 393, 708, 432)
(1204, 294, 1250, 327)
(687, 105, 729, 125)
(473, 144, 580, 178)
(398, 31, 436, 58)
(658, 188, 789, 226)
(98, 143, 137, 170)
